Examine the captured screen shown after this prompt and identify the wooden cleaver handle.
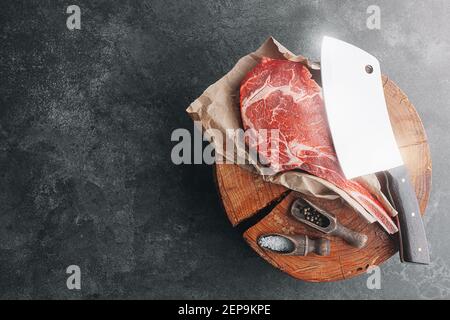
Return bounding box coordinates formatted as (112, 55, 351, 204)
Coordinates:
(386, 166, 430, 264)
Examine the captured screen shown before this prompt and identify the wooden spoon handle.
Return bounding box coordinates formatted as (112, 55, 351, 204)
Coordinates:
(331, 224, 368, 249)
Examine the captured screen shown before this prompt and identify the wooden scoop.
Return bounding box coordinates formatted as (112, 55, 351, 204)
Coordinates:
(257, 234, 330, 256)
(291, 198, 368, 249)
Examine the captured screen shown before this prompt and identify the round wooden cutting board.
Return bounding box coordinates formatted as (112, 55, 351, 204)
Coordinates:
(214, 77, 432, 282)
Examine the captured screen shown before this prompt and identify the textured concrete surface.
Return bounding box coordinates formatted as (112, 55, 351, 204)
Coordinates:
(0, 0, 449, 299)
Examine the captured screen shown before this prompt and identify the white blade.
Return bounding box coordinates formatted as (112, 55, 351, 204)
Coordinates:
(321, 36, 403, 179)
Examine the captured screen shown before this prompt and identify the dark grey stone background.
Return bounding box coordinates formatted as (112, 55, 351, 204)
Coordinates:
(0, 0, 449, 299)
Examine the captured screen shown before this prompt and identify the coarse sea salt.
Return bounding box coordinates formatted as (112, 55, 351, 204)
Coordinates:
(258, 235, 294, 253)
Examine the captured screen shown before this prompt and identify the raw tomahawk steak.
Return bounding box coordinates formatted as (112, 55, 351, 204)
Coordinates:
(240, 58, 397, 234)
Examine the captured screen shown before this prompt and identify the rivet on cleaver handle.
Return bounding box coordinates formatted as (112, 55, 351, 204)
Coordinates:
(386, 166, 430, 265)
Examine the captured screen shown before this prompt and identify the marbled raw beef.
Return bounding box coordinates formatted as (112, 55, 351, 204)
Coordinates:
(240, 58, 397, 234)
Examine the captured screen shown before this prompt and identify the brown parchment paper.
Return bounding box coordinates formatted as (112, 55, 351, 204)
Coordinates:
(186, 37, 397, 223)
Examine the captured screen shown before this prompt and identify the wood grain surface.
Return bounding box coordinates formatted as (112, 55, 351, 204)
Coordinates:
(214, 77, 432, 282)
(214, 164, 288, 226)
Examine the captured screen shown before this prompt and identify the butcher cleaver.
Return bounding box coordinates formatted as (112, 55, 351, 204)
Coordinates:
(320, 36, 430, 264)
